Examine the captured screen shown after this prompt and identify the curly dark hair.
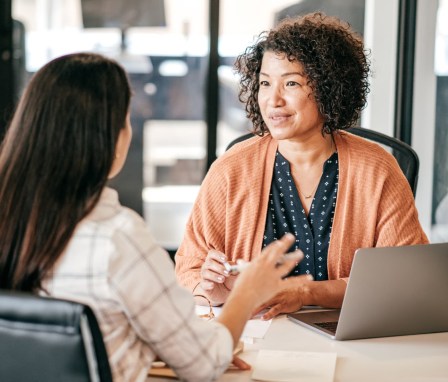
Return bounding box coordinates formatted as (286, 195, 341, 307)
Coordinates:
(234, 12, 370, 135)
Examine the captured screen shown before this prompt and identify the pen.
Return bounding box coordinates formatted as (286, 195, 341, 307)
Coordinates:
(223, 260, 250, 275)
(223, 252, 302, 275)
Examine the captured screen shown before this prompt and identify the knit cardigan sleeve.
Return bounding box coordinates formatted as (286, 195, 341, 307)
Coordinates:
(327, 132, 429, 282)
(174, 158, 229, 303)
(175, 135, 276, 305)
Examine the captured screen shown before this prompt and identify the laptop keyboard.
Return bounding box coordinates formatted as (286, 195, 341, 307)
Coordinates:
(315, 321, 338, 334)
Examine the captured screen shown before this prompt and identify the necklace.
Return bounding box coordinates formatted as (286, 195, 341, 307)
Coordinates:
(291, 136, 335, 200)
(297, 138, 335, 199)
(297, 181, 320, 199)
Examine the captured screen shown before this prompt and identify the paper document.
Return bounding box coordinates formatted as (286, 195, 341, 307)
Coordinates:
(241, 318, 272, 341)
(252, 350, 337, 382)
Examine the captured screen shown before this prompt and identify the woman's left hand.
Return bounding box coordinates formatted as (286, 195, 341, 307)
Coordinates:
(253, 280, 311, 320)
(253, 277, 346, 320)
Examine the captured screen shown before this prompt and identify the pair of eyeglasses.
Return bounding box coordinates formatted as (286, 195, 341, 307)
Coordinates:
(194, 294, 215, 321)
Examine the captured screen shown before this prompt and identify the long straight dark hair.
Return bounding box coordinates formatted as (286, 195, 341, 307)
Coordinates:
(0, 52, 131, 292)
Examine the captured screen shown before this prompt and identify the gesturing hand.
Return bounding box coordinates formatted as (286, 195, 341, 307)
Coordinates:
(230, 234, 307, 311)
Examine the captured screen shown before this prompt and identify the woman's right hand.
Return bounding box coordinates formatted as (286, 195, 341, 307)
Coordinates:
(200, 249, 235, 291)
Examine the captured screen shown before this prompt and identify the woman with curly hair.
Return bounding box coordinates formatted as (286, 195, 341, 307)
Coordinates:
(175, 12, 428, 319)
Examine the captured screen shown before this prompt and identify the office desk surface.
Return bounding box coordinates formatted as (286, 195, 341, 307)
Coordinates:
(149, 314, 448, 381)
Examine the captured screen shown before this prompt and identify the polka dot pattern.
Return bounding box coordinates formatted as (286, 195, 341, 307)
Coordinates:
(262, 150, 339, 280)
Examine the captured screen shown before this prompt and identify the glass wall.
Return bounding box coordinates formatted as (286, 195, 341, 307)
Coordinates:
(12, 0, 209, 251)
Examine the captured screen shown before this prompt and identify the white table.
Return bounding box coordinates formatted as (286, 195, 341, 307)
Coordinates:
(149, 314, 448, 381)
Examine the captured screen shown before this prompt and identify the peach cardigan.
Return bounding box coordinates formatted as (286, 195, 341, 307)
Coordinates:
(175, 132, 428, 304)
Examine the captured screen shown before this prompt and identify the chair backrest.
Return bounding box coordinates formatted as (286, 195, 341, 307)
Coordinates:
(0, 291, 113, 382)
(225, 132, 254, 151)
(225, 128, 419, 196)
(347, 127, 419, 196)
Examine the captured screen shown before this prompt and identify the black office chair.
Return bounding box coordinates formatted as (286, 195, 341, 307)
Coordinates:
(225, 127, 419, 197)
(0, 291, 113, 382)
(226, 132, 255, 151)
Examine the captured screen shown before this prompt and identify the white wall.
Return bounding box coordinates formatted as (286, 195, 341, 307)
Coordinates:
(412, 0, 438, 236)
(361, 0, 399, 136)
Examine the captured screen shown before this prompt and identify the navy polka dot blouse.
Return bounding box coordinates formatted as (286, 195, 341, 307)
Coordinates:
(262, 150, 339, 280)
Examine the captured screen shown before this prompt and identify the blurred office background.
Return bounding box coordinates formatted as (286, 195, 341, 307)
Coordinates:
(0, 0, 447, 254)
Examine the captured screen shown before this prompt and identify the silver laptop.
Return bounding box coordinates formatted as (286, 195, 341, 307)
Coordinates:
(287, 242, 448, 340)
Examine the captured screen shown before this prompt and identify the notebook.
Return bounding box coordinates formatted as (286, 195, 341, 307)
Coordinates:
(287, 242, 448, 340)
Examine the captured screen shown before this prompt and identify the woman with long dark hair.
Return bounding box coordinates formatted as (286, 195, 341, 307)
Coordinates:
(0, 52, 304, 382)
